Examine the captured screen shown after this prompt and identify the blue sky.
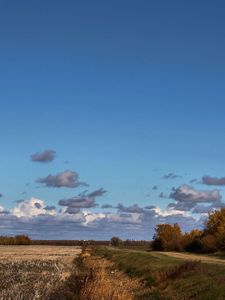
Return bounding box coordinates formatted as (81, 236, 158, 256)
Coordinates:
(0, 0, 225, 239)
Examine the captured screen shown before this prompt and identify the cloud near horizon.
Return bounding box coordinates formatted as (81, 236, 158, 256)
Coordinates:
(0, 196, 203, 240)
(116, 203, 145, 214)
(1, 177, 225, 239)
(101, 204, 113, 209)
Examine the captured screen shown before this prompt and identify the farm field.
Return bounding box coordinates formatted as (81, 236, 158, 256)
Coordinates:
(2, 245, 225, 299)
(0, 245, 81, 300)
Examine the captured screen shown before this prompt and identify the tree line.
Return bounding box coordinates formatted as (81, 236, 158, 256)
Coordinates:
(32, 240, 110, 246)
(152, 208, 225, 253)
(110, 208, 225, 254)
(0, 235, 31, 245)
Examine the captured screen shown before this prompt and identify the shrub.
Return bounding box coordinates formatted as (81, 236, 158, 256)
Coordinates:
(110, 236, 123, 247)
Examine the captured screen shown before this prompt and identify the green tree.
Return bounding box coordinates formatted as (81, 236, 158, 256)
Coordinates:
(110, 236, 123, 247)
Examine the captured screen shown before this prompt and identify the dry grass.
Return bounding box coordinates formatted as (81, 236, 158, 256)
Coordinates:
(46, 247, 141, 300)
(153, 260, 201, 283)
(79, 248, 140, 300)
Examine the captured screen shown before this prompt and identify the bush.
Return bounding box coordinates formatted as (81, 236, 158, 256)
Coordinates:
(110, 236, 123, 247)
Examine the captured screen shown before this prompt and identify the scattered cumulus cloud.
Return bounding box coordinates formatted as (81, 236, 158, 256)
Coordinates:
(116, 203, 145, 213)
(159, 192, 167, 198)
(168, 184, 223, 213)
(144, 205, 156, 210)
(45, 205, 56, 211)
(31, 150, 56, 163)
(152, 206, 188, 217)
(59, 197, 97, 209)
(192, 205, 214, 214)
(37, 171, 88, 188)
(202, 175, 225, 186)
(59, 188, 107, 211)
(163, 173, 182, 180)
(190, 178, 198, 184)
(170, 184, 221, 204)
(12, 198, 57, 218)
(102, 204, 113, 209)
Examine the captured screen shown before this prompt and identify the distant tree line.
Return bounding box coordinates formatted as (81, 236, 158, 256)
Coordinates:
(151, 208, 225, 253)
(110, 236, 150, 248)
(0, 235, 31, 245)
(32, 240, 110, 246)
(33, 239, 150, 247)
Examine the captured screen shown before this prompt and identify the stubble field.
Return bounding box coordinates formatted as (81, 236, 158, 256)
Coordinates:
(0, 245, 81, 300)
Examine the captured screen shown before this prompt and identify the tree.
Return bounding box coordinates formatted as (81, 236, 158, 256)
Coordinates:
(15, 235, 31, 245)
(110, 236, 123, 247)
(0, 235, 31, 245)
(205, 208, 225, 251)
(152, 223, 182, 251)
(182, 229, 203, 252)
(201, 234, 218, 253)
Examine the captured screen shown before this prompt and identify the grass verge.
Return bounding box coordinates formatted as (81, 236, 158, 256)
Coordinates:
(94, 247, 225, 300)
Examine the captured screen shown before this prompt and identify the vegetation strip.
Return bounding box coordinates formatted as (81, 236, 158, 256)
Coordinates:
(94, 247, 225, 299)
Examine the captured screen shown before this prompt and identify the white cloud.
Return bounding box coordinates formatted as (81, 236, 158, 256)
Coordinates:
(153, 206, 189, 217)
(12, 198, 57, 218)
(0, 193, 218, 240)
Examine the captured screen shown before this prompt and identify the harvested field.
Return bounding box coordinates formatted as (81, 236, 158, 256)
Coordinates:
(0, 246, 81, 300)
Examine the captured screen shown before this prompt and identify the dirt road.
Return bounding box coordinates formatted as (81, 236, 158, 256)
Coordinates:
(158, 251, 225, 265)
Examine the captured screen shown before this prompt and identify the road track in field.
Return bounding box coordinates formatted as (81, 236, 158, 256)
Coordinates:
(158, 251, 225, 265)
